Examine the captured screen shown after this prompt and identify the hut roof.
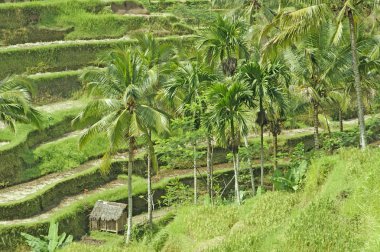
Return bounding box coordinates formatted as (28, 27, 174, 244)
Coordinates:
(89, 200, 127, 221)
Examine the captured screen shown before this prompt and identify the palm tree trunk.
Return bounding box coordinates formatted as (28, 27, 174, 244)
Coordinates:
(231, 119, 240, 204)
(206, 136, 213, 202)
(324, 113, 331, 136)
(313, 101, 319, 150)
(339, 109, 344, 132)
(273, 132, 278, 191)
(260, 124, 264, 187)
(126, 137, 134, 244)
(250, 160, 256, 195)
(232, 152, 241, 205)
(348, 8, 366, 149)
(210, 144, 214, 202)
(147, 150, 153, 227)
(193, 141, 197, 205)
(244, 137, 255, 196)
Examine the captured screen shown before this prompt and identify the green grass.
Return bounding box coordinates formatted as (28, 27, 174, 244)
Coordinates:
(0, 0, 198, 45)
(0, 102, 85, 152)
(60, 148, 380, 251)
(20, 133, 110, 181)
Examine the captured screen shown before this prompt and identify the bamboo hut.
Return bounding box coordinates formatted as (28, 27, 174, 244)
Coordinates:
(89, 200, 127, 233)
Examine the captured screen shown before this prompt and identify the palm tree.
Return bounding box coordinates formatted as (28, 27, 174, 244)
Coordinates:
(165, 57, 216, 204)
(261, 0, 380, 149)
(198, 15, 249, 76)
(283, 24, 347, 149)
(239, 60, 288, 187)
(266, 97, 287, 187)
(135, 33, 174, 226)
(0, 76, 42, 130)
(74, 48, 168, 243)
(207, 81, 250, 204)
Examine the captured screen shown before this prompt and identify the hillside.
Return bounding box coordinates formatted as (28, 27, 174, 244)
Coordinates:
(63, 148, 380, 251)
(0, 0, 378, 251)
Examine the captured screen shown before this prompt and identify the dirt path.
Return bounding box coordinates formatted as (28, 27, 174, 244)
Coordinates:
(0, 179, 127, 225)
(152, 163, 232, 183)
(0, 34, 193, 50)
(132, 207, 173, 225)
(0, 150, 134, 204)
(0, 163, 233, 225)
(0, 159, 101, 203)
(37, 100, 85, 113)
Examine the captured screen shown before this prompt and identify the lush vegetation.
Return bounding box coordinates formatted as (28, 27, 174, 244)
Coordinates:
(63, 148, 380, 251)
(0, 0, 378, 251)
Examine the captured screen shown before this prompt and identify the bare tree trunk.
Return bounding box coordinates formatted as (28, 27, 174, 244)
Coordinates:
(313, 101, 319, 150)
(260, 124, 264, 187)
(232, 152, 241, 205)
(147, 151, 153, 227)
(339, 109, 344, 132)
(348, 9, 367, 149)
(244, 137, 255, 195)
(193, 142, 197, 205)
(126, 137, 134, 244)
(206, 136, 213, 202)
(250, 161, 256, 195)
(324, 113, 331, 136)
(273, 132, 278, 191)
(210, 144, 214, 202)
(230, 119, 240, 204)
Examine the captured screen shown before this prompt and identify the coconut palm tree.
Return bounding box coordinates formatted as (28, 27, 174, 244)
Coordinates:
(0, 76, 42, 130)
(198, 15, 249, 76)
(207, 81, 251, 204)
(261, 0, 380, 149)
(135, 33, 174, 226)
(74, 48, 168, 243)
(239, 59, 288, 187)
(165, 57, 216, 204)
(283, 23, 349, 149)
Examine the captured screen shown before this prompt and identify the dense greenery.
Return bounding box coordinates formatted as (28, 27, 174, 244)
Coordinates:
(0, 0, 378, 251)
(61, 148, 380, 251)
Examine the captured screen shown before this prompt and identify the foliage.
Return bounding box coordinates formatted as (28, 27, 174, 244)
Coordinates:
(118, 148, 380, 251)
(0, 75, 43, 131)
(161, 178, 193, 206)
(21, 222, 73, 252)
(0, 35, 195, 79)
(156, 117, 205, 169)
(273, 143, 309, 191)
(0, 161, 123, 220)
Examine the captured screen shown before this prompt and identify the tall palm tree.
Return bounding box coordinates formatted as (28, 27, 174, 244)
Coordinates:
(239, 60, 288, 187)
(283, 24, 347, 149)
(74, 48, 168, 243)
(207, 81, 250, 204)
(198, 15, 249, 76)
(165, 57, 216, 204)
(0, 76, 42, 130)
(262, 0, 380, 149)
(135, 33, 174, 226)
(266, 96, 287, 187)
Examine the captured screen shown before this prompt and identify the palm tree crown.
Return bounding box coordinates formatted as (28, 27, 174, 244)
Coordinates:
(0, 76, 42, 131)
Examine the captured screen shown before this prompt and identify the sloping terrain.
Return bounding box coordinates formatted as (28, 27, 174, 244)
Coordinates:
(111, 148, 379, 252)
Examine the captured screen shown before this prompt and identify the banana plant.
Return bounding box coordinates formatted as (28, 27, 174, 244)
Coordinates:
(21, 222, 73, 252)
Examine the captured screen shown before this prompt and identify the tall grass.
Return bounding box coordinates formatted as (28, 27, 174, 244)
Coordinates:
(63, 148, 380, 251)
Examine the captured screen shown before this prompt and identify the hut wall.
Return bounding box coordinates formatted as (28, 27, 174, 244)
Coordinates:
(100, 220, 107, 231)
(106, 220, 117, 233)
(90, 220, 99, 231)
(116, 212, 128, 232)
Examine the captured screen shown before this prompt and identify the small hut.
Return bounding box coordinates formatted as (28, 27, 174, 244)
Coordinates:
(89, 200, 127, 233)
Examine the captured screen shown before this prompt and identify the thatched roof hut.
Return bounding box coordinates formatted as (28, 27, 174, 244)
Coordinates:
(89, 200, 127, 233)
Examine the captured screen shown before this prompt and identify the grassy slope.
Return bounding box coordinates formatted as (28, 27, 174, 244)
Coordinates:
(161, 148, 380, 252)
(64, 148, 380, 251)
